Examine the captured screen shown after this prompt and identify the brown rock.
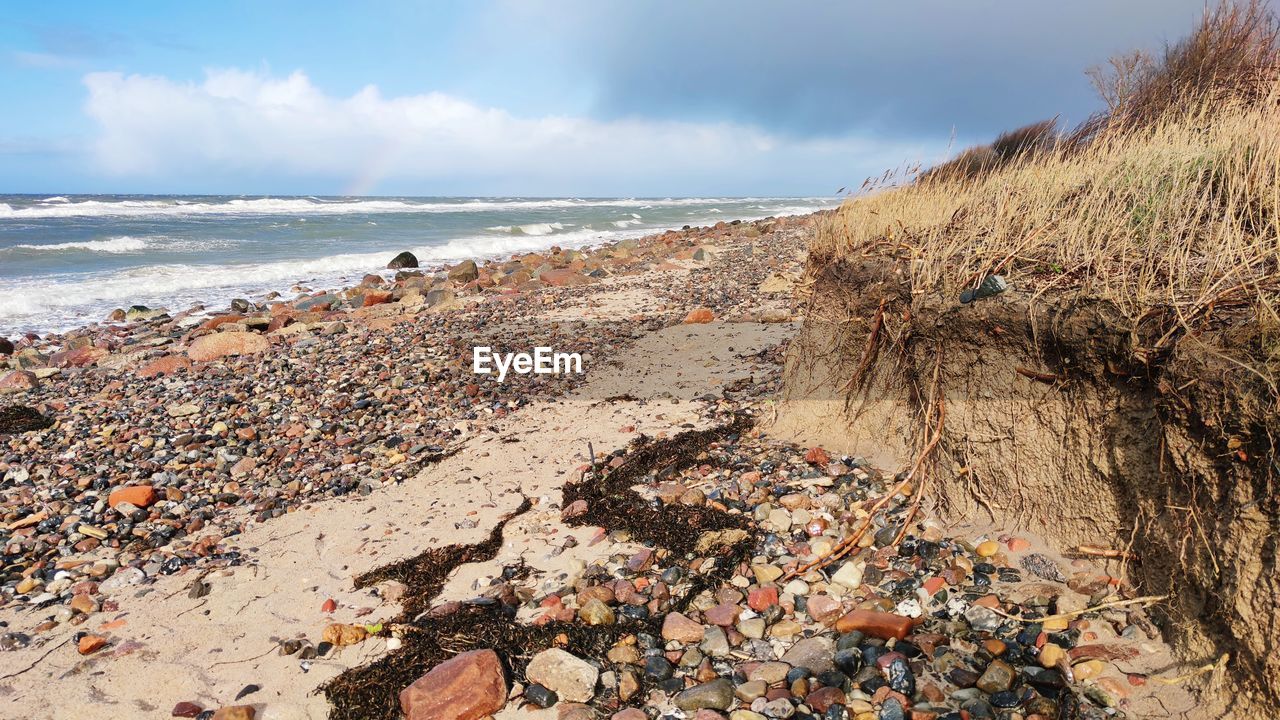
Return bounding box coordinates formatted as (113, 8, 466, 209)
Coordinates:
(211, 707, 255, 720)
(399, 648, 507, 720)
(108, 485, 158, 509)
(78, 634, 107, 654)
(137, 354, 193, 378)
(362, 290, 393, 307)
(662, 612, 705, 643)
(448, 260, 479, 284)
(0, 370, 39, 394)
(835, 609, 913, 640)
(187, 332, 270, 362)
(683, 307, 714, 324)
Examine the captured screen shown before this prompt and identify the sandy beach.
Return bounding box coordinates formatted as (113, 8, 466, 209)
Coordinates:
(0, 214, 1199, 720)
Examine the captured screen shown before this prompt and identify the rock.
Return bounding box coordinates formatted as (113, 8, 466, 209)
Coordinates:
(834, 609, 912, 640)
(662, 612, 705, 643)
(171, 701, 204, 717)
(78, 634, 107, 654)
(525, 648, 599, 703)
(322, 623, 368, 646)
(99, 567, 146, 593)
(387, 251, 419, 269)
(830, 561, 864, 590)
(187, 332, 270, 362)
(448, 260, 479, 283)
(126, 305, 167, 321)
(0, 404, 53, 434)
(211, 708, 255, 720)
(524, 684, 558, 708)
(976, 659, 1016, 694)
(975, 540, 999, 557)
(578, 598, 615, 625)
(399, 649, 507, 720)
(675, 678, 735, 711)
(964, 605, 1002, 633)
(109, 485, 158, 510)
(69, 593, 98, 614)
(137, 354, 193, 378)
(1020, 553, 1067, 583)
(1038, 642, 1066, 668)
(782, 636, 835, 673)
(0, 337, 13, 355)
(0, 370, 38, 394)
(683, 307, 715, 324)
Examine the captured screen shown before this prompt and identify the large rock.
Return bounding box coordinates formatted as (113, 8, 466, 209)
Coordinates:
(108, 485, 158, 510)
(387, 251, 419, 269)
(0, 371, 38, 394)
(399, 649, 507, 720)
(781, 636, 836, 673)
(0, 405, 53, 434)
(674, 678, 734, 711)
(0, 338, 13, 356)
(136, 354, 193, 379)
(448, 259, 479, 284)
(187, 332, 270, 362)
(525, 648, 598, 703)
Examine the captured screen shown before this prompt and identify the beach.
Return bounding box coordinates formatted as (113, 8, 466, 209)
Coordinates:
(0, 214, 1195, 720)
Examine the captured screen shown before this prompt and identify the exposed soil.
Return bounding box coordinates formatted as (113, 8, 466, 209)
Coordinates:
(775, 254, 1279, 718)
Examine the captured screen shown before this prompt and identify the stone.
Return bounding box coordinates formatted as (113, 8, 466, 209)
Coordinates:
(830, 561, 864, 590)
(1020, 553, 1067, 583)
(171, 701, 204, 717)
(1039, 642, 1066, 668)
(683, 307, 715, 324)
(782, 636, 836, 673)
(137, 354, 193, 378)
(662, 612, 705, 643)
(448, 260, 479, 283)
(109, 485, 158, 510)
(0, 370, 39, 393)
(187, 332, 270, 362)
(69, 593, 98, 614)
(526, 648, 599, 703)
(975, 659, 1015, 694)
(748, 586, 779, 612)
(211, 708, 255, 720)
(578, 598, 615, 625)
(387, 251, 419, 269)
(524, 684, 558, 708)
(78, 635, 107, 654)
(975, 540, 999, 557)
(675, 678, 735, 711)
(964, 605, 1001, 633)
(835, 609, 912, 640)
(0, 338, 12, 355)
(399, 648, 507, 720)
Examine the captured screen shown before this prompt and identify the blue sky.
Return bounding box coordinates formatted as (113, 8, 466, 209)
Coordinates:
(0, 0, 1221, 196)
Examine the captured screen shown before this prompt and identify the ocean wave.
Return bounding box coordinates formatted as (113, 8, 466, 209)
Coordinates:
(41, 196, 70, 203)
(0, 196, 819, 220)
(0, 225, 653, 332)
(486, 222, 569, 236)
(8, 236, 149, 254)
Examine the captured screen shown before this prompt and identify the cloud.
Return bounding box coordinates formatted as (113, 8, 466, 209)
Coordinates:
(82, 68, 935, 195)
(485, 0, 1214, 140)
(11, 50, 83, 69)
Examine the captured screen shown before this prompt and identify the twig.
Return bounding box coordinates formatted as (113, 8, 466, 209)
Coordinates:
(992, 594, 1168, 623)
(1016, 366, 1060, 383)
(209, 645, 278, 668)
(1149, 653, 1230, 685)
(0, 637, 70, 679)
(1072, 544, 1138, 560)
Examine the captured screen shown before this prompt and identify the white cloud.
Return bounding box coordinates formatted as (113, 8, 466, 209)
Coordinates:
(82, 68, 929, 194)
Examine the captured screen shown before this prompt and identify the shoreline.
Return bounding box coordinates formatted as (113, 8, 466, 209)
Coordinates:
(0, 210, 1193, 720)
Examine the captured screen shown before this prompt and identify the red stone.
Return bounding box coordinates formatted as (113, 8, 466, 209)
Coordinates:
(78, 634, 107, 654)
(187, 332, 270, 362)
(703, 602, 741, 627)
(0, 370, 39, 393)
(835, 609, 913, 640)
(172, 702, 204, 718)
(108, 485, 158, 509)
(747, 586, 779, 612)
(682, 307, 714, 324)
(807, 686, 846, 712)
(399, 649, 507, 720)
(137, 354, 193, 378)
(804, 447, 830, 465)
(362, 290, 393, 307)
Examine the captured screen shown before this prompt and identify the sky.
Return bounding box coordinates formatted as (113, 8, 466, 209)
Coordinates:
(0, 0, 1227, 196)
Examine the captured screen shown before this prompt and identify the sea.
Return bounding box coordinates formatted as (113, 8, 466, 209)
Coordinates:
(0, 195, 839, 337)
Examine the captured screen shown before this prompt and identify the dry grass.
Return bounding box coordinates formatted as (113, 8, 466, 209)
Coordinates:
(816, 1, 1280, 381)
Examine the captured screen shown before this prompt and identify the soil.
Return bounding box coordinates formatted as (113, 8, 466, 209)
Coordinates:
(774, 254, 1280, 718)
